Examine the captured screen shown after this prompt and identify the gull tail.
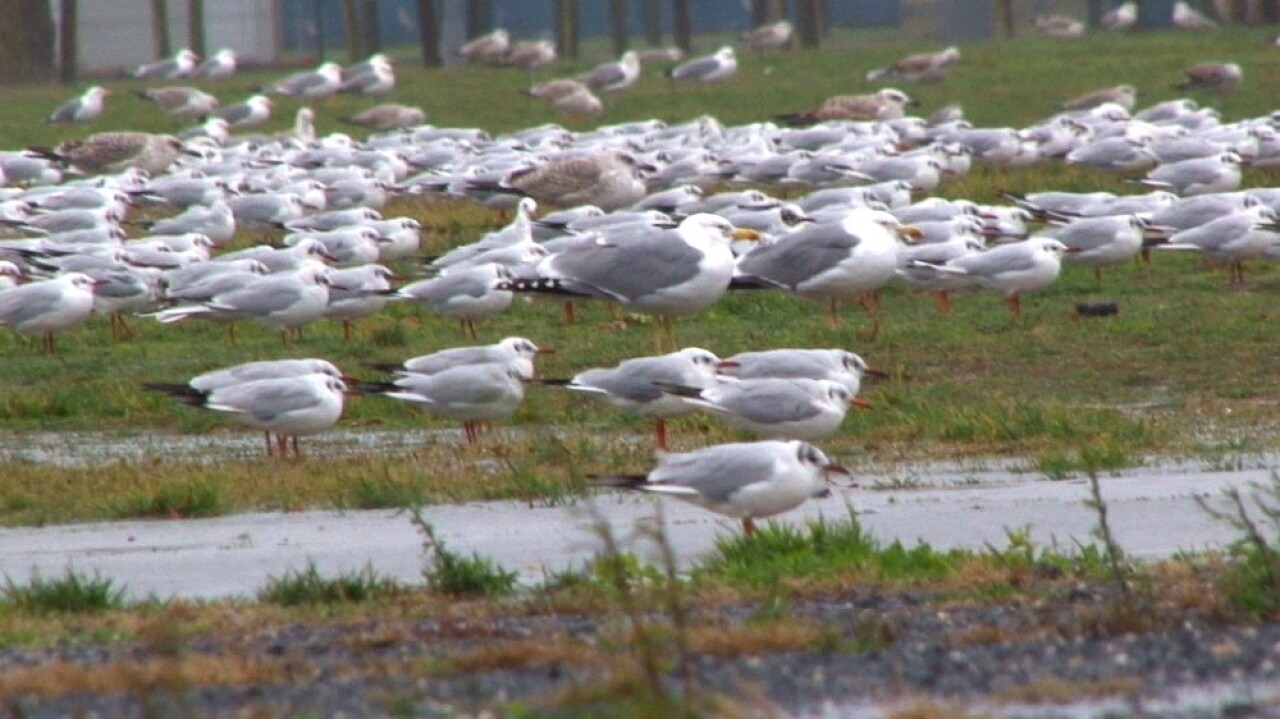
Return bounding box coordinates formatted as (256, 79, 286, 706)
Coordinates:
(141, 382, 208, 406)
(590, 474, 649, 490)
(525, 378, 574, 387)
(495, 277, 591, 297)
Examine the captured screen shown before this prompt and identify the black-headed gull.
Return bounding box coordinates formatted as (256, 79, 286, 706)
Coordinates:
(658, 377, 864, 440)
(0, 272, 97, 353)
(593, 439, 849, 536)
(47, 86, 108, 124)
(357, 363, 526, 444)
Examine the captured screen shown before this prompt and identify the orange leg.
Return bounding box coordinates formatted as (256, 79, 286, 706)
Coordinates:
(655, 419, 668, 450)
(1007, 293, 1023, 320)
(932, 291, 951, 315)
(264, 431, 274, 457)
(342, 320, 352, 341)
(742, 517, 757, 537)
(563, 301, 577, 325)
(825, 297, 842, 329)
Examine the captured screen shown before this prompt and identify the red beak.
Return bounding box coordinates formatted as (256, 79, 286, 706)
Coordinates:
(851, 398, 872, 410)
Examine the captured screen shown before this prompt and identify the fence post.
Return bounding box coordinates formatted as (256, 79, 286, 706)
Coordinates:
(796, 0, 822, 47)
(672, 0, 691, 51)
(187, 0, 205, 58)
(151, 0, 171, 57)
(415, 0, 441, 66)
(643, 0, 662, 45)
(610, 0, 629, 55)
(58, 0, 77, 84)
(361, 0, 379, 53)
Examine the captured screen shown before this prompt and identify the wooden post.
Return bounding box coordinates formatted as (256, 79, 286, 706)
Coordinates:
(643, 0, 661, 45)
(672, 0, 691, 51)
(0, 0, 57, 83)
(997, 0, 1014, 37)
(187, 0, 205, 58)
(610, 0, 629, 55)
(1086, 0, 1104, 27)
(1264, 0, 1279, 23)
(467, 0, 491, 38)
(797, 0, 820, 47)
(151, 0, 172, 57)
(415, 0, 441, 66)
(361, 0, 379, 53)
(58, 0, 77, 84)
(342, 0, 362, 61)
(750, 0, 769, 26)
(555, 0, 580, 59)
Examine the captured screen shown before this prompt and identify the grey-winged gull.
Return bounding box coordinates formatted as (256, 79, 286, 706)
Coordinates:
(342, 104, 426, 131)
(667, 46, 737, 83)
(592, 440, 848, 536)
(658, 377, 863, 441)
(133, 48, 199, 80)
(0, 272, 97, 353)
(579, 51, 641, 93)
(356, 363, 526, 444)
(135, 86, 219, 120)
(47, 86, 108, 124)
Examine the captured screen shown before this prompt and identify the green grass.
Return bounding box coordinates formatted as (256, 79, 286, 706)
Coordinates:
(258, 562, 402, 606)
(0, 28, 1278, 523)
(2, 568, 127, 614)
(416, 513, 518, 597)
(695, 511, 966, 589)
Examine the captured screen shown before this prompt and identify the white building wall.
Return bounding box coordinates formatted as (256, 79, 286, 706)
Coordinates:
(61, 0, 279, 75)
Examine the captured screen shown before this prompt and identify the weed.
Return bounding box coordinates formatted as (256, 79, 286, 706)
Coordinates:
(412, 509, 517, 597)
(111, 478, 224, 519)
(2, 568, 126, 614)
(1196, 472, 1280, 618)
(258, 562, 401, 606)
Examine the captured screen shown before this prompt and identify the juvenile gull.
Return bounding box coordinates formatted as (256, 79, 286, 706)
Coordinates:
(47, 86, 108, 124)
(1175, 63, 1243, 94)
(593, 440, 848, 536)
(865, 46, 960, 83)
(342, 104, 426, 131)
(505, 39, 558, 71)
(742, 20, 794, 51)
(28, 132, 186, 176)
(473, 151, 649, 210)
(779, 89, 915, 125)
(135, 86, 219, 120)
(459, 28, 511, 64)
(1062, 84, 1137, 112)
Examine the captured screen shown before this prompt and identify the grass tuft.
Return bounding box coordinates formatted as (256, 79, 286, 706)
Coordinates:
(258, 562, 401, 606)
(2, 568, 126, 614)
(111, 478, 225, 520)
(413, 510, 517, 597)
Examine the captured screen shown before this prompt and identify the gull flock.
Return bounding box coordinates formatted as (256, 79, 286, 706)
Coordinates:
(4, 30, 1278, 534)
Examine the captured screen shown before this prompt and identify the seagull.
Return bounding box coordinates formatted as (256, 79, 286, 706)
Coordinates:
(48, 86, 109, 124)
(502, 214, 758, 347)
(929, 238, 1073, 319)
(0, 272, 97, 353)
(133, 48, 200, 80)
(150, 264, 332, 344)
(524, 78, 591, 102)
(778, 88, 916, 125)
(530, 347, 727, 449)
(1135, 151, 1243, 196)
(325, 264, 397, 339)
(895, 235, 986, 312)
(865, 46, 960, 83)
(459, 28, 511, 64)
(147, 372, 347, 458)
(342, 103, 426, 131)
(731, 210, 920, 332)
(356, 362, 526, 444)
(551, 85, 604, 121)
(1040, 215, 1145, 282)
(742, 20, 794, 51)
(1153, 207, 1280, 284)
(135, 86, 218, 120)
(667, 46, 737, 84)
(579, 51, 641, 93)
(266, 62, 343, 99)
(394, 263, 514, 338)
(1062, 84, 1137, 112)
(193, 48, 238, 79)
(471, 151, 650, 210)
(27, 132, 187, 176)
(1175, 62, 1243, 94)
(1035, 15, 1086, 38)
(592, 440, 848, 536)
(364, 337, 551, 380)
(146, 200, 236, 246)
(212, 94, 273, 128)
(1101, 2, 1137, 29)
(658, 377, 863, 440)
(338, 53, 395, 95)
(505, 39, 557, 71)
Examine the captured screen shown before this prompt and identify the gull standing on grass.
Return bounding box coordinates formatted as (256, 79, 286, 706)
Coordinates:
(529, 347, 728, 449)
(266, 62, 343, 99)
(213, 95, 273, 128)
(657, 377, 865, 441)
(730, 210, 921, 334)
(394, 263, 515, 339)
(719, 348, 886, 396)
(193, 48, 238, 79)
(0, 272, 98, 353)
(1153, 206, 1280, 284)
(150, 264, 332, 345)
(1040, 215, 1145, 282)
(47, 86, 109, 124)
(143, 358, 349, 457)
(579, 51, 641, 93)
(667, 46, 737, 84)
(470, 151, 650, 211)
(364, 337, 551, 381)
(135, 86, 219, 121)
(1176, 63, 1242, 94)
(356, 363, 527, 444)
(1135, 151, 1243, 196)
(501, 214, 758, 348)
(147, 372, 348, 459)
(593, 440, 849, 537)
(28, 132, 187, 176)
(342, 104, 426, 131)
(923, 238, 1073, 319)
(133, 48, 199, 80)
